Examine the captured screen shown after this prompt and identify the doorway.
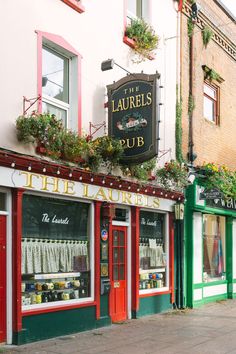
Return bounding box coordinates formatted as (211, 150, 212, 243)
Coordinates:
(110, 226, 127, 322)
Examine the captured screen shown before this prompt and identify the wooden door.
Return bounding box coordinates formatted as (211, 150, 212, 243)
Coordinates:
(110, 226, 127, 322)
(0, 216, 6, 343)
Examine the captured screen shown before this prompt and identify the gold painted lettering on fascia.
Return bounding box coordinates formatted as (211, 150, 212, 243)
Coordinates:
(108, 189, 120, 202)
(94, 187, 109, 201)
(122, 191, 132, 205)
(152, 197, 160, 208)
(63, 180, 75, 195)
(82, 183, 94, 199)
(41, 175, 60, 193)
(19, 171, 39, 189)
(135, 194, 144, 206)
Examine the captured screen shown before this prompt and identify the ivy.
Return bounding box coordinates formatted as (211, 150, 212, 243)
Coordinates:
(202, 26, 213, 48)
(187, 18, 194, 38)
(188, 94, 195, 116)
(176, 86, 184, 163)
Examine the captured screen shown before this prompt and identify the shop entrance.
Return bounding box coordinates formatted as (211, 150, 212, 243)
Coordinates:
(0, 215, 6, 342)
(110, 226, 127, 322)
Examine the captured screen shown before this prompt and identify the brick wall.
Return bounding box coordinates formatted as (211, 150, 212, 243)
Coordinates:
(181, 0, 236, 169)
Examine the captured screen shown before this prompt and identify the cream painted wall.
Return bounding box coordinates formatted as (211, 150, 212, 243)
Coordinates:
(0, 0, 178, 163)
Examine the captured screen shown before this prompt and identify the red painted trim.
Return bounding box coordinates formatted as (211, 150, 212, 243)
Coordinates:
(169, 213, 175, 304)
(0, 216, 7, 342)
(139, 290, 171, 298)
(61, 0, 85, 13)
(36, 30, 82, 132)
(22, 301, 96, 317)
(131, 206, 139, 312)
(108, 218, 113, 318)
(12, 189, 25, 332)
(178, 0, 183, 11)
(95, 201, 102, 320)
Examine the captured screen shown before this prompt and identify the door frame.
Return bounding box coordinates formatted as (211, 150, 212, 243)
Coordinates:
(110, 206, 131, 320)
(0, 188, 12, 344)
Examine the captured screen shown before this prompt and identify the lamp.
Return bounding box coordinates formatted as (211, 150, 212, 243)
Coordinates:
(191, 2, 201, 21)
(101, 59, 132, 75)
(174, 203, 185, 220)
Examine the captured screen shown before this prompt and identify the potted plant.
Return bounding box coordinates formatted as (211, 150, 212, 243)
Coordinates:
(155, 160, 189, 191)
(125, 18, 159, 61)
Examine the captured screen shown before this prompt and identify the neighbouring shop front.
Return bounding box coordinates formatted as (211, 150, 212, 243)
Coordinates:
(185, 183, 236, 308)
(0, 151, 183, 344)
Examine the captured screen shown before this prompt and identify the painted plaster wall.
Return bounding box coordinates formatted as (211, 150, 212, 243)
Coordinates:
(0, 0, 178, 165)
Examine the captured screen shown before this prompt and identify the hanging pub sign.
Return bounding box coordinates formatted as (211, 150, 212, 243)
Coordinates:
(107, 73, 160, 164)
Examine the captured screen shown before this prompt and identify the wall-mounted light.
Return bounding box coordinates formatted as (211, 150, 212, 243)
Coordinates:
(28, 165, 32, 171)
(174, 203, 185, 220)
(101, 59, 132, 75)
(69, 171, 73, 178)
(191, 2, 201, 21)
(11, 161, 15, 168)
(43, 166, 47, 173)
(56, 168, 60, 175)
(79, 175, 83, 181)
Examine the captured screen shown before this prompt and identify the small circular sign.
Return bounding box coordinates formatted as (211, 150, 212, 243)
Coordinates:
(101, 229, 108, 241)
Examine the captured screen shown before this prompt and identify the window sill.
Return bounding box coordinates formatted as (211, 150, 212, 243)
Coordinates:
(61, 0, 85, 13)
(123, 36, 155, 60)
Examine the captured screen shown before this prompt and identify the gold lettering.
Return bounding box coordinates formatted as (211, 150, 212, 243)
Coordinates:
(95, 187, 108, 201)
(126, 138, 135, 148)
(108, 189, 120, 202)
(135, 194, 144, 206)
(112, 100, 119, 113)
(117, 99, 123, 111)
(122, 97, 129, 110)
(137, 136, 145, 147)
(63, 180, 75, 195)
(135, 94, 141, 107)
(19, 171, 39, 189)
(120, 139, 126, 147)
(122, 191, 132, 204)
(146, 92, 152, 105)
(143, 195, 149, 207)
(152, 198, 160, 208)
(82, 184, 94, 198)
(41, 176, 59, 193)
(129, 96, 135, 108)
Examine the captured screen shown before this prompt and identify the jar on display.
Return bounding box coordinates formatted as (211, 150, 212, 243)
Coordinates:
(36, 293, 42, 304)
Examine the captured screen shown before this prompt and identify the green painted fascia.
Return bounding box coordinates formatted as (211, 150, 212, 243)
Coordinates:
(226, 217, 233, 297)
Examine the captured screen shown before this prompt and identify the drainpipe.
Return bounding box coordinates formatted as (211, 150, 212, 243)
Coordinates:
(188, 26, 194, 165)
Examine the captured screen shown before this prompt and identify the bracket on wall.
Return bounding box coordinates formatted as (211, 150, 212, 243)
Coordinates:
(88, 121, 106, 140)
(23, 95, 41, 115)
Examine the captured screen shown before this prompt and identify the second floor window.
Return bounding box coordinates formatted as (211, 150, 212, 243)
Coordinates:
(42, 47, 69, 127)
(127, 0, 148, 21)
(203, 82, 219, 124)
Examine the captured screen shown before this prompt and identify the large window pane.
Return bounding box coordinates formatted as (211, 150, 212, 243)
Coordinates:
(203, 215, 225, 282)
(42, 47, 69, 103)
(204, 96, 215, 121)
(139, 211, 167, 292)
(42, 101, 67, 126)
(21, 195, 91, 309)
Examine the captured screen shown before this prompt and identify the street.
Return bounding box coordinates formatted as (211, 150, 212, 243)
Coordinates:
(2, 299, 236, 354)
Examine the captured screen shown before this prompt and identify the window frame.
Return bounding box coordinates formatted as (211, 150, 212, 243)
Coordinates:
(36, 30, 82, 133)
(203, 81, 220, 125)
(61, 0, 85, 13)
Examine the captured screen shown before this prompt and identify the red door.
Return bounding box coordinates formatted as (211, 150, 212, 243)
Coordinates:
(110, 226, 127, 322)
(0, 216, 6, 343)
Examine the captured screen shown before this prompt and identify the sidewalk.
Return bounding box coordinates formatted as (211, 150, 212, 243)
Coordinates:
(2, 299, 236, 354)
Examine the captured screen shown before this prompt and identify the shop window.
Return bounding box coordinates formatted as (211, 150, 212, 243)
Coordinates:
(37, 31, 82, 131)
(21, 195, 93, 310)
(203, 215, 225, 282)
(203, 82, 219, 124)
(139, 211, 168, 293)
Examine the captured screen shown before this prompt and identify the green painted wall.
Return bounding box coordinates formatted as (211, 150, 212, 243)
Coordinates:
(13, 306, 111, 345)
(135, 294, 171, 318)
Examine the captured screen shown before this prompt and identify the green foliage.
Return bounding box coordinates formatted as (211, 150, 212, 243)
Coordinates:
(155, 160, 189, 191)
(197, 163, 236, 199)
(176, 86, 184, 163)
(16, 113, 124, 172)
(204, 68, 221, 82)
(188, 94, 195, 115)
(122, 158, 157, 181)
(202, 26, 213, 48)
(125, 18, 159, 60)
(187, 18, 194, 38)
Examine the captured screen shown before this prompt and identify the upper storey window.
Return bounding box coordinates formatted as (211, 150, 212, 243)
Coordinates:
(203, 82, 219, 124)
(127, 0, 149, 22)
(42, 47, 69, 127)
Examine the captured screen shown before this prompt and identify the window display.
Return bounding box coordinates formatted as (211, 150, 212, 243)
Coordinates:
(203, 215, 225, 282)
(139, 211, 168, 292)
(21, 195, 92, 309)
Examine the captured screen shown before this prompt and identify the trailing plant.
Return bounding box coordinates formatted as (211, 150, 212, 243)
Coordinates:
(176, 85, 184, 163)
(188, 94, 195, 115)
(122, 158, 156, 181)
(196, 163, 236, 199)
(155, 160, 189, 191)
(125, 18, 159, 60)
(202, 26, 213, 48)
(203, 67, 221, 82)
(187, 18, 194, 38)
